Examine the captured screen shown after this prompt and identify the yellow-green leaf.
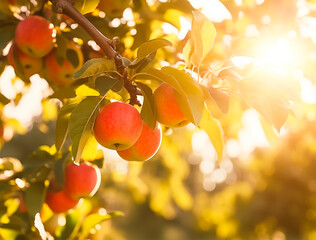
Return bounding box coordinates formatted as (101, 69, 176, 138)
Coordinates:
(69, 96, 107, 164)
(188, 11, 217, 67)
(183, 40, 194, 68)
(81, 135, 104, 161)
(201, 85, 223, 119)
(137, 38, 172, 60)
(80, 212, 124, 240)
(73, 0, 100, 15)
(199, 107, 224, 162)
(131, 38, 172, 67)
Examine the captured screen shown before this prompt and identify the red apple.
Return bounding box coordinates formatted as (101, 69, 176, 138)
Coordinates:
(153, 83, 189, 127)
(64, 162, 101, 200)
(46, 190, 79, 213)
(15, 16, 54, 58)
(94, 102, 143, 150)
(44, 43, 83, 86)
(7, 43, 43, 78)
(117, 122, 162, 161)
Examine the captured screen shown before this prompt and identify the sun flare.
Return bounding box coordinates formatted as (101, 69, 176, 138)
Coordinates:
(253, 37, 301, 68)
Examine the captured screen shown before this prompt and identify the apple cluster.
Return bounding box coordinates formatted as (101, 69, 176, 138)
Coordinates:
(45, 162, 101, 213)
(93, 102, 162, 162)
(93, 83, 189, 162)
(8, 16, 83, 86)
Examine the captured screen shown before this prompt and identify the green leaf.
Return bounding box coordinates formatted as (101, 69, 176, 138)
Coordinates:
(133, 38, 172, 65)
(56, 34, 68, 66)
(23, 148, 53, 168)
(73, 58, 116, 80)
(0, 215, 30, 231)
(199, 107, 224, 162)
(185, 11, 216, 68)
(0, 23, 16, 53)
(69, 96, 105, 164)
(80, 211, 124, 239)
(25, 182, 47, 218)
(95, 76, 123, 95)
(55, 97, 84, 151)
(73, 0, 100, 15)
(136, 82, 157, 130)
(67, 48, 80, 69)
(53, 154, 70, 187)
(57, 208, 82, 240)
(129, 51, 156, 72)
(49, 86, 77, 100)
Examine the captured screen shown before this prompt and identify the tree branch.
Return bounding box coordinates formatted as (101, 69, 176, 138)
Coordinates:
(49, 0, 140, 105)
(50, 0, 124, 72)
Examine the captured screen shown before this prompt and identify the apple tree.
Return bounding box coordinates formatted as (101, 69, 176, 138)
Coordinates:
(0, 0, 311, 239)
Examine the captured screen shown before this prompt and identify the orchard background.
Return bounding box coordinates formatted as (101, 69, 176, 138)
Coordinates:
(0, 0, 316, 239)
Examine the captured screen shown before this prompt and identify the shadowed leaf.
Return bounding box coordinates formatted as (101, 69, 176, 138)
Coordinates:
(95, 76, 123, 95)
(53, 154, 70, 187)
(55, 97, 84, 151)
(0, 23, 16, 53)
(136, 82, 157, 129)
(25, 182, 47, 218)
(74, 58, 116, 80)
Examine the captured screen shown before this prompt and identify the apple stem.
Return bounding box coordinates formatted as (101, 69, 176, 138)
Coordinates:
(49, 0, 141, 106)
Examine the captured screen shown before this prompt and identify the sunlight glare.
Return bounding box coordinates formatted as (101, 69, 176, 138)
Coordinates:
(188, 0, 231, 22)
(254, 38, 298, 67)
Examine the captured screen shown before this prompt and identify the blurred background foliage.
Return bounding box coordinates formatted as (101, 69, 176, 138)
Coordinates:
(1, 0, 316, 239)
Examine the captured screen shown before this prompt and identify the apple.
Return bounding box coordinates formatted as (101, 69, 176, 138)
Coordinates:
(15, 16, 54, 58)
(153, 83, 189, 127)
(44, 43, 83, 86)
(64, 162, 101, 200)
(45, 190, 80, 213)
(94, 102, 143, 150)
(117, 122, 162, 161)
(7, 43, 43, 78)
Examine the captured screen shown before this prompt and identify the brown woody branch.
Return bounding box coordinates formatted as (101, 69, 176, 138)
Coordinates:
(49, 0, 140, 105)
